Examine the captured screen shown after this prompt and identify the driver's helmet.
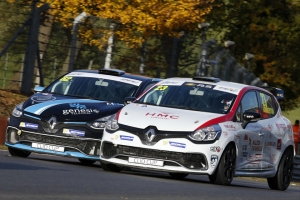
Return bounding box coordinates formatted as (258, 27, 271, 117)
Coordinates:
(213, 93, 235, 111)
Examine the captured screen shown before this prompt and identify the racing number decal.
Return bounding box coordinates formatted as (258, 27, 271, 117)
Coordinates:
(154, 85, 168, 91)
(60, 76, 72, 82)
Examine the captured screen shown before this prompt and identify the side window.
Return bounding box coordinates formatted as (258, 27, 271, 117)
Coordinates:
(241, 91, 259, 114)
(257, 92, 277, 119)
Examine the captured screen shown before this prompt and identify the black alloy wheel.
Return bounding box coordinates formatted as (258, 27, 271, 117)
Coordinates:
(8, 147, 31, 157)
(267, 148, 294, 191)
(100, 161, 122, 172)
(209, 144, 236, 185)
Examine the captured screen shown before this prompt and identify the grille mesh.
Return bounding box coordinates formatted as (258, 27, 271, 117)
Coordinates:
(102, 142, 207, 169)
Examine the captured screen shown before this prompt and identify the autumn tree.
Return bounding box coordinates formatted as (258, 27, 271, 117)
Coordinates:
(206, 0, 300, 110)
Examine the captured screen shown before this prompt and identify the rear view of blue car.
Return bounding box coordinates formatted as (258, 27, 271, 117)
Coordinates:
(5, 69, 160, 165)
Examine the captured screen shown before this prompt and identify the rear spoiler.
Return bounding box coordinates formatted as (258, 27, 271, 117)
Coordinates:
(260, 86, 284, 100)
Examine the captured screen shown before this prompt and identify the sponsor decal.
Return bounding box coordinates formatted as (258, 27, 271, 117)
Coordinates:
(242, 152, 248, 157)
(214, 86, 240, 94)
(184, 83, 196, 86)
(277, 139, 282, 150)
(194, 84, 214, 89)
(267, 124, 273, 131)
(276, 123, 280, 131)
(265, 141, 276, 147)
(120, 135, 134, 141)
(69, 103, 86, 109)
(19, 122, 38, 130)
(247, 154, 262, 164)
(162, 140, 168, 146)
(63, 109, 99, 115)
(63, 128, 85, 137)
(120, 78, 140, 85)
(63, 103, 100, 115)
(242, 145, 247, 150)
(160, 80, 183, 85)
(224, 124, 236, 131)
(244, 134, 248, 141)
(252, 140, 260, 145)
(211, 155, 218, 168)
(31, 94, 56, 102)
(210, 146, 221, 152)
(234, 134, 240, 139)
(269, 154, 277, 163)
(145, 112, 179, 120)
(223, 131, 228, 138)
(169, 141, 186, 148)
(251, 146, 262, 151)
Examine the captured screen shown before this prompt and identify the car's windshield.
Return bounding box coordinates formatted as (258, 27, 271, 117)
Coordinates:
(44, 72, 140, 104)
(136, 82, 237, 114)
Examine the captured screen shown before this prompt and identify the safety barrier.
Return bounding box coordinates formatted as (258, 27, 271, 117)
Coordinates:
(293, 155, 300, 181)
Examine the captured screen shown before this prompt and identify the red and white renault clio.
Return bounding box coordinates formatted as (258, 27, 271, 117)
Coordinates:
(100, 77, 294, 190)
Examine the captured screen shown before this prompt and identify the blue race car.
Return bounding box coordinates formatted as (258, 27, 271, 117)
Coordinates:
(5, 69, 160, 165)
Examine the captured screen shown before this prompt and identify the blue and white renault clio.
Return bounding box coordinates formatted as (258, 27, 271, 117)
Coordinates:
(5, 69, 160, 165)
(100, 76, 294, 190)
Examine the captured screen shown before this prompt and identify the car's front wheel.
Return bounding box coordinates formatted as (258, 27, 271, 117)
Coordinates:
(100, 161, 122, 172)
(267, 148, 294, 191)
(78, 159, 96, 165)
(169, 173, 189, 179)
(8, 147, 31, 157)
(208, 143, 236, 185)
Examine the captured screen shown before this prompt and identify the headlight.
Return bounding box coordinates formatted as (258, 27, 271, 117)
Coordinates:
(105, 114, 119, 132)
(12, 102, 24, 117)
(88, 114, 115, 129)
(188, 124, 221, 141)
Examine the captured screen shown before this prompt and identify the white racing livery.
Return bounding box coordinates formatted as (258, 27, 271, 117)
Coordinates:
(100, 76, 294, 190)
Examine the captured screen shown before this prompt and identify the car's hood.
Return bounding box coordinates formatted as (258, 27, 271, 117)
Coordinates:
(118, 103, 223, 131)
(22, 93, 123, 121)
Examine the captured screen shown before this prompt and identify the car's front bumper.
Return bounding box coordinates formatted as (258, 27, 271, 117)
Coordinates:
(5, 126, 101, 161)
(100, 130, 224, 175)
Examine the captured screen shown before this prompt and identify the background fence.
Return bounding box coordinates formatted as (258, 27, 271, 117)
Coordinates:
(0, 0, 267, 95)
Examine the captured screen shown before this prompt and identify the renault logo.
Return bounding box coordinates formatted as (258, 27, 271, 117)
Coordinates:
(47, 116, 57, 129)
(145, 128, 156, 142)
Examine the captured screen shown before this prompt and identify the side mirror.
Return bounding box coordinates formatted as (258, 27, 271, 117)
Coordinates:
(241, 111, 261, 129)
(124, 97, 136, 105)
(34, 85, 45, 93)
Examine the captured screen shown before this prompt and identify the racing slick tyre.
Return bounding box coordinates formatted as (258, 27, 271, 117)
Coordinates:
(100, 161, 122, 172)
(208, 144, 236, 185)
(169, 173, 189, 179)
(78, 159, 96, 165)
(8, 147, 31, 157)
(267, 148, 294, 191)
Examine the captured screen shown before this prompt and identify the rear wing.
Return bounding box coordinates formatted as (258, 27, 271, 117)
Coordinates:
(260, 86, 284, 101)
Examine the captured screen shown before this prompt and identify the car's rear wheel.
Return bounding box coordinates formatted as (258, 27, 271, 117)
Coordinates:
(267, 148, 293, 191)
(8, 147, 31, 157)
(208, 144, 236, 185)
(169, 173, 189, 179)
(78, 159, 96, 165)
(100, 161, 122, 172)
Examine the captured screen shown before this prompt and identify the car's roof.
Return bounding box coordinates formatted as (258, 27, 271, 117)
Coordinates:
(160, 77, 249, 90)
(73, 69, 160, 82)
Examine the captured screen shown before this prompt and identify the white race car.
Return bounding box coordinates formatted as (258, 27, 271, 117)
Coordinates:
(100, 77, 294, 190)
